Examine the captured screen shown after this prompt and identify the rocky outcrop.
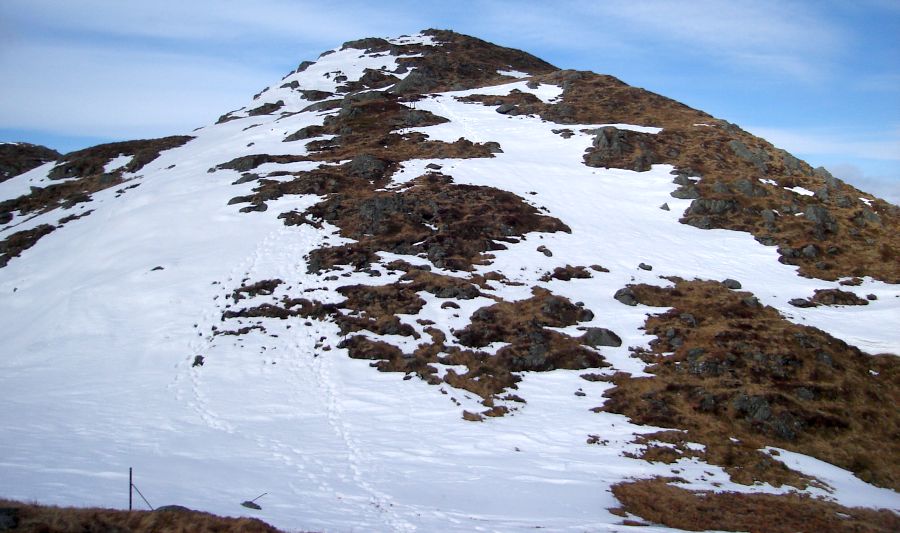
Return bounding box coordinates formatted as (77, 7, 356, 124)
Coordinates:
(583, 127, 658, 172)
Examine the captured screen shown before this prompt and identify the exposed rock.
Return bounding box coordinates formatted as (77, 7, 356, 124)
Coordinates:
(247, 100, 284, 116)
(583, 127, 657, 172)
(734, 178, 768, 197)
(581, 328, 622, 347)
(284, 125, 326, 142)
(614, 287, 638, 306)
(803, 204, 837, 238)
(670, 185, 700, 199)
(728, 140, 768, 173)
(301, 99, 343, 113)
(540, 265, 592, 281)
(810, 289, 869, 307)
(721, 278, 742, 290)
(347, 154, 391, 181)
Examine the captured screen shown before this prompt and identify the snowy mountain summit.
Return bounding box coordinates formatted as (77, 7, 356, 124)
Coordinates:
(1, 29, 898, 532)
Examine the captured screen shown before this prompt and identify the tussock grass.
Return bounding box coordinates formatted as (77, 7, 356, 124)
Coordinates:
(610, 478, 899, 533)
(0, 499, 285, 533)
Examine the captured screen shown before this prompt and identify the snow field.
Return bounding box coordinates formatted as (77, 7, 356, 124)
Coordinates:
(0, 38, 898, 532)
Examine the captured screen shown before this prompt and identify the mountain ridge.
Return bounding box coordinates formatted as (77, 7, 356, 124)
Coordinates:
(0, 29, 897, 532)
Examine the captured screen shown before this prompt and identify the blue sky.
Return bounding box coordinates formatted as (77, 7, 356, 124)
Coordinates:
(1, 0, 897, 202)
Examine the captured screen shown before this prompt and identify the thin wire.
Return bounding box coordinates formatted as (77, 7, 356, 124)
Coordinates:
(131, 483, 154, 511)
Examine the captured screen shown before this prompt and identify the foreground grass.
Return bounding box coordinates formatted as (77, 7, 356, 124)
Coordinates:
(0, 499, 286, 533)
(610, 478, 899, 533)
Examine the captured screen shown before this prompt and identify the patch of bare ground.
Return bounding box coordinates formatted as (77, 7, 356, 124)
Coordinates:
(230, 279, 283, 302)
(601, 279, 899, 490)
(0, 224, 55, 267)
(0, 143, 60, 183)
(293, 173, 570, 272)
(0, 498, 286, 533)
(48, 136, 193, 181)
(539, 264, 598, 281)
(609, 478, 899, 533)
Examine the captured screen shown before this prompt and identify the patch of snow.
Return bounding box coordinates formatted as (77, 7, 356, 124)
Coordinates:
(448, 80, 564, 104)
(860, 197, 873, 207)
(103, 154, 134, 174)
(786, 185, 815, 196)
(764, 447, 900, 511)
(388, 33, 438, 47)
(497, 69, 531, 78)
(0, 161, 59, 203)
(759, 178, 778, 186)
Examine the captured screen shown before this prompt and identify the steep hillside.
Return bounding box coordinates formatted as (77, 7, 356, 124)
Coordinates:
(0, 29, 897, 533)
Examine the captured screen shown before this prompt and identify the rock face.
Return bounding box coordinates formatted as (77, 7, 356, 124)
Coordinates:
(583, 127, 657, 171)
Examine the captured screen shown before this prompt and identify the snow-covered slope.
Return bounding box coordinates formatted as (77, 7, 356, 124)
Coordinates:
(1, 30, 897, 532)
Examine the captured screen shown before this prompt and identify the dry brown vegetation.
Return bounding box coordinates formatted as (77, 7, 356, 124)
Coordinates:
(299, 173, 570, 272)
(0, 499, 284, 533)
(0, 224, 55, 268)
(610, 478, 899, 533)
(332, 29, 558, 96)
(47, 136, 193, 181)
(601, 279, 899, 489)
(338, 283, 607, 416)
(0, 143, 60, 183)
(217, 262, 611, 418)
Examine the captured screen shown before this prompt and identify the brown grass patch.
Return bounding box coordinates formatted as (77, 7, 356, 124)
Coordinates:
(298, 173, 570, 272)
(601, 279, 900, 490)
(610, 478, 898, 533)
(0, 499, 284, 533)
(218, 265, 607, 417)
